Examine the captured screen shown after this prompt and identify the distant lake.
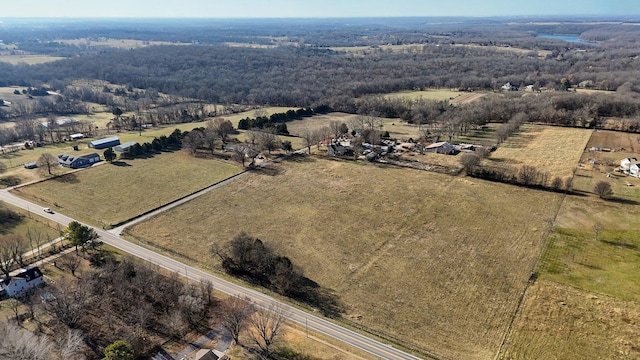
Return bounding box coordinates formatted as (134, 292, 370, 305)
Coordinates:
(537, 34, 598, 46)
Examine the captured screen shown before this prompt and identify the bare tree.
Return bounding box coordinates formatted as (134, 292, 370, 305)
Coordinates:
(57, 329, 86, 360)
(249, 303, 288, 359)
(593, 181, 613, 199)
(37, 153, 59, 175)
(0, 234, 28, 276)
(219, 295, 255, 345)
(181, 130, 204, 156)
(301, 130, 316, 154)
(43, 280, 88, 327)
(61, 252, 82, 277)
(232, 144, 249, 167)
(0, 162, 6, 174)
(460, 153, 481, 172)
(0, 322, 54, 360)
(518, 165, 540, 186)
(256, 129, 281, 154)
(207, 117, 234, 145)
(593, 222, 603, 242)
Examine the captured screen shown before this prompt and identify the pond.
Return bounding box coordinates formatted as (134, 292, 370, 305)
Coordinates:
(537, 34, 599, 46)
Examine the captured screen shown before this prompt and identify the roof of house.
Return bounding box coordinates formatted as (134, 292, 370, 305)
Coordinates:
(89, 136, 120, 147)
(425, 141, 453, 149)
(2, 267, 43, 287)
(57, 153, 100, 166)
(114, 141, 138, 151)
(195, 349, 219, 360)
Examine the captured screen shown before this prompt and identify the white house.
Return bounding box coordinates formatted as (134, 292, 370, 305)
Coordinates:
(620, 158, 637, 172)
(630, 163, 640, 178)
(1, 267, 44, 297)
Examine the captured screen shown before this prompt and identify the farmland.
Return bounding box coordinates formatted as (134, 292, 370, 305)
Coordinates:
(126, 156, 563, 359)
(485, 125, 593, 178)
(12, 151, 241, 227)
(0, 55, 66, 65)
(499, 128, 640, 359)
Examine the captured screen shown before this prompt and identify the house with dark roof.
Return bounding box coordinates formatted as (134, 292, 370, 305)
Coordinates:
(57, 153, 101, 168)
(88, 136, 120, 149)
(1, 267, 44, 297)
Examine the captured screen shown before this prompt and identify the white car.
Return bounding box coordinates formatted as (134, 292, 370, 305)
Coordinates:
(43, 208, 54, 214)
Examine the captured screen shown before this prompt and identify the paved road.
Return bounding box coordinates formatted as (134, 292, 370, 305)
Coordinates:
(0, 174, 425, 360)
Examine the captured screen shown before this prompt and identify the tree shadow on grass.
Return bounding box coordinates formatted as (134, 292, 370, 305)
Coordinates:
(250, 164, 284, 176)
(601, 239, 638, 250)
(288, 278, 345, 319)
(273, 347, 321, 360)
(110, 161, 132, 167)
(53, 173, 79, 184)
(283, 153, 316, 163)
(605, 197, 640, 205)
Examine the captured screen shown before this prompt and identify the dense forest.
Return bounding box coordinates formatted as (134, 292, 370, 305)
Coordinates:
(1, 18, 640, 108)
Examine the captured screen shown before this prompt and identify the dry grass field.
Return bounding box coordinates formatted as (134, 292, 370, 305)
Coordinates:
(55, 38, 192, 49)
(126, 157, 563, 360)
(385, 89, 465, 102)
(486, 125, 593, 178)
(285, 112, 422, 140)
(0, 55, 66, 65)
(12, 151, 241, 227)
(500, 128, 640, 359)
(500, 280, 640, 360)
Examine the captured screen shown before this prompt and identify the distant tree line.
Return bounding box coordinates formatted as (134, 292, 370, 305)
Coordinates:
(2, 36, 640, 108)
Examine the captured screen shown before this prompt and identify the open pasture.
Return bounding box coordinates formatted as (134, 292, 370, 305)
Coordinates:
(13, 151, 241, 227)
(486, 124, 592, 178)
(55, 38, 192, 49)
(0, 55, 66, 65)
(500, 280, 640, 360)
(285, 112, 422, 140)
(385, 89, 464, 102)
(126, 157, 562, 360)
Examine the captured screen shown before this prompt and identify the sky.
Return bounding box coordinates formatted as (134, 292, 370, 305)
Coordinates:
(1, 0, 639, 18)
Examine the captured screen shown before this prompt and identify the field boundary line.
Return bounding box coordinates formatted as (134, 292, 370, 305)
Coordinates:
(494, 189, 568, 360)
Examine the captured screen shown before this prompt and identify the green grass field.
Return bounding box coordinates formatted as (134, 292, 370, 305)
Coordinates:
(12, 151, 241, 227)
(500, 128, 640, 359)
(125, 157, 562, 360)
(0, 203, 61, 240)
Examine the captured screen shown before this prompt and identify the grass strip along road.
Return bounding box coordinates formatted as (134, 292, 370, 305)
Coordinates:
(0, 188, 425, 360)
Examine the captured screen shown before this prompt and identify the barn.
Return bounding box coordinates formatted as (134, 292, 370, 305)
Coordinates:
(88, 136, 120, 149)
(115, 141, 138, 153)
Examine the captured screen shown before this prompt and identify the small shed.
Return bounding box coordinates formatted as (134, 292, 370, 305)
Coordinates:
(114, 141, 138, 153)
(88, 136, 120, 149)
(70, 133, 85, 140)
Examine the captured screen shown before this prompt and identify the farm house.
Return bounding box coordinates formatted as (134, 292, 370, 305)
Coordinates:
(57, 153, 101, 168)
(88, 136, 120, 149)
(425, 141, 457, 155)
(1, 267, 44, 297)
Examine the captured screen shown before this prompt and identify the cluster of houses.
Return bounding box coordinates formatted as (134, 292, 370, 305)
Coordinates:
(327, 138, 481, 161)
